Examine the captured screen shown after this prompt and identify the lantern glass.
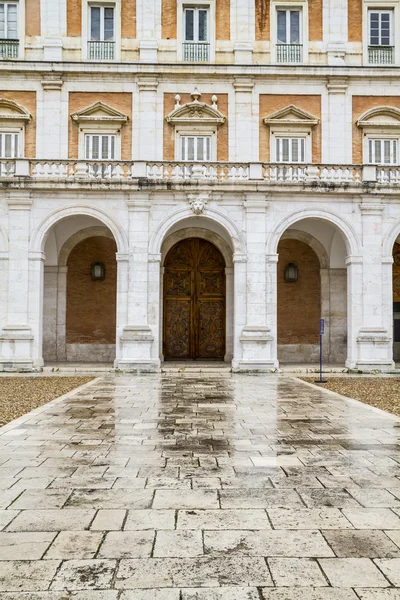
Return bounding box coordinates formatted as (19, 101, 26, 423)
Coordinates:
(284, 262, 298, 283)
(91, 261, 105, 281)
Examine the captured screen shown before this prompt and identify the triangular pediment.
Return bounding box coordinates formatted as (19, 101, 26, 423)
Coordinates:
(166, 101, 226, 126)
(71, 102, 129, 124)
(263, 105, 319, 127)
(0, 99, 31, 121)
(357, 106, 400, 129)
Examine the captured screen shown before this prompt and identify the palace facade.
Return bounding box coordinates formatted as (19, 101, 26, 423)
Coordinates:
(0, 0, 400, 372)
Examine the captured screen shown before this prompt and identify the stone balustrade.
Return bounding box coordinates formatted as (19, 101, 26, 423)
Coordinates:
(0, 159, 391, 187)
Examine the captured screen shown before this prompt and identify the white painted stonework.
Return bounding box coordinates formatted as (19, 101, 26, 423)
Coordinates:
(0, 0, 400, 372)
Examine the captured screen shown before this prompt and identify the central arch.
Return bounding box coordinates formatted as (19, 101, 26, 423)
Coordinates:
(163, 237, 226, 360)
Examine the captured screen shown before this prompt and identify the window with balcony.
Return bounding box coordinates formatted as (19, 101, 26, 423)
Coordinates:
(263, 105, 318, 164)
(0, 131, 19, 157)
(85, 133, 116, 160)
(88, 4, 115, 60)
(180, 135, 212, 161)
(275, 137, 306, 163)
(183, 6, 210, 62)
(368, 9, 394, 64)
(0, 2, 18, 59)
(276, 8, 302, 63)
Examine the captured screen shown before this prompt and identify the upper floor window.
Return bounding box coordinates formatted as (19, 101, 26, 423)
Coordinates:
(275, 137, 306, 163)
(180, 134, 211, 161)
(0, 2, 18, 58)
(368, 138, 398, 165)
(88, 4, 115, 60)
(276, 9, 302, 63)
(183, 6, 210, 62)
(0, 131, 19, 158)
(85, 133, 116, 160)
(368, 9, 394, 64)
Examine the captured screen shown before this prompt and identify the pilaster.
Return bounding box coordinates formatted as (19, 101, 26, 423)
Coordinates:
(323, 0, 348, 64)
(324, 79, 350, 164)
(136, 0, 161, 61)
(38, 75, 64, 159)
(41, 0, 66, 60)
(231, 0, 254, 63)
(233, 78, 255, 162)
(136, 77, 160, 160)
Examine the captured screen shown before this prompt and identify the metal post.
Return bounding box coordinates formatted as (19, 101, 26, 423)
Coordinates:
(315, 318, 327, 383)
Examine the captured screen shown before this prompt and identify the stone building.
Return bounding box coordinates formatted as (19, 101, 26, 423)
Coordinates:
(0, 0, 400, 372)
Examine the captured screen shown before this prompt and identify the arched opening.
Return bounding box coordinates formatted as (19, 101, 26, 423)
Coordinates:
(276, 219, 348, 365)
(163, 237, 226, 360)
(393, 238, 400, 364)
(42, 216, 118, 364)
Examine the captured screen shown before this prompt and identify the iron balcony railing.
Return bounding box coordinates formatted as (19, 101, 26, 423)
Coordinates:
(368, 45, 394, 64)
(276, 43, 303, 63)
(182, 42, 210, 62)
(0, 39, 19, 59)
(88, 41, 115, 60)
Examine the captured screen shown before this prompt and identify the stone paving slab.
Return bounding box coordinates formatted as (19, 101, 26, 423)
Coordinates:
(0, 373, 400, 597)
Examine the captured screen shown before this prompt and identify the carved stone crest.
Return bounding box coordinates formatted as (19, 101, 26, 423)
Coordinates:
(188, 193, 209, 215)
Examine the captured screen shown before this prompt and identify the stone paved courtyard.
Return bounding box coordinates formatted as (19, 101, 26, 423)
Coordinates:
(0, 374, 400, 599)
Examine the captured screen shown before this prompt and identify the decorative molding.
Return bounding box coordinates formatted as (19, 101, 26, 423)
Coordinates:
(188, 192, 209, 215)
(0, 98, 31, 122)
(356, 106, 400, 130)
(326, 78, 349, 94)
(263, 104, 319, 127)
(71, 102, 129, 125)
(233, 78, 255, 93)
(166, 89, 226, 127)
(41, 75, 63, 91)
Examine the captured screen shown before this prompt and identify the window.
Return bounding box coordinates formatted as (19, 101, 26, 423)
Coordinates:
(88, 4, 115, 59)
(368, 9, 394, 64)
(85, 134, 116, 160)
(368, 138, 398, 165)
(180, 135, 211, 161)
(276, 9, 302, 62)
(0, 2, 18, 39)
(183, 6, 210, 61)
(0, 131, 19, 157)
(276, 137, 305, 163)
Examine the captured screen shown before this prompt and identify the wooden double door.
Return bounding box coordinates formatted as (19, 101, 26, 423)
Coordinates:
(163, 238, 226, 360)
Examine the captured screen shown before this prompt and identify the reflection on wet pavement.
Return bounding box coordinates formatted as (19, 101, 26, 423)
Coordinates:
(0, 373, 400, 598)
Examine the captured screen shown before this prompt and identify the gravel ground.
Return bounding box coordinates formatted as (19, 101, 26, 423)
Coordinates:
(301, 377, 400, 417)
(0, 377, 94, 427)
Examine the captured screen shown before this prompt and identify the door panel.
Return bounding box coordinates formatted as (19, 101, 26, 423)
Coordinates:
(163, 238, 225, 360)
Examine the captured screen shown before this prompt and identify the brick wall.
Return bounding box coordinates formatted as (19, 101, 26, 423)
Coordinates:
(162, 0, 176, 39)
(216, 0, 230, 40)
(163, 93, 229, 161)
(260, 95, 321, 162)
(66, 236, 117, 345)
(0, 91, 36, 158)
(255, 0, 270, 41)
(256, 0, 322, 41)
(394, 242, 400, 303)
(67, 0, 81, 37)
(26, 0, 41, 36)
(68, 92, 133, 159)
(162, 0, 230, 40)
(122, 0, 136, 38)
(278, 239, 321, 345)
(348, 0, 362, 42)
(352, 96, 400, 163)
(309, 0, 323, 41)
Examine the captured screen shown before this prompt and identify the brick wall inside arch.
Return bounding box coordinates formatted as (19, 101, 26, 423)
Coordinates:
(66, 236, 117, 345)
(278, 239, 321, 345)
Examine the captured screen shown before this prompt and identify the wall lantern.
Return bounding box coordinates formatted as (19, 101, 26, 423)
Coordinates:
(91, 261, 105, 281)
(284, 262, 298, 283)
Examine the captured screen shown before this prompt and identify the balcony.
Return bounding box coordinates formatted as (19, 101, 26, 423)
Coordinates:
(182, 42, 210, 62)
(368, 45, 394, 64)
(88, 41, 115, 61)
(276, 44, 302, 63)
(0, 39, 19, 59)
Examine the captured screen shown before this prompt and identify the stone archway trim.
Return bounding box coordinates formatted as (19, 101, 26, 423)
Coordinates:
(161, 227, 233, 267)
(58, 226, 114, 267)
(280, 229, 329, 269)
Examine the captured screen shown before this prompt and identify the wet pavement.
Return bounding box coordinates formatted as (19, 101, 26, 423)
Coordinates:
(0, 373, 400, 599)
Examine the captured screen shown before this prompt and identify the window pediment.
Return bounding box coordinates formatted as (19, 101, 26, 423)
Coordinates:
(166, 89, 226, 127)
(0, 99, 31, 122)
(357, 106, 400, 130)
(263, 105, 319, 127)
(71, 102, 129, 125)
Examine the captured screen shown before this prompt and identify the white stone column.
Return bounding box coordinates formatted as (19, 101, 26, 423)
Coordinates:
(266, 253, 279, 370)
(233, 78, 255, 162)
(354, 201, 393, 370)
(231, 253, 247, 370)
(231, 0, 254, 63)
(136, 78, 160, 161)
(148, 254, 162, 363)
(235, 195, 275, 371)
(37, 77, 64, 159)
(116, 195, 159, 371)
(345, 255, 363, 369)
(41, 0, 66, 60)
(323, 0, 348, 64)
(115, 253, 129, 366)
(324, 79, 351, 164)
(56, 266, 68, 362)
(225, 266, 234, 362)
(0, 192, 35, 371)
(136, 0, 160, 61)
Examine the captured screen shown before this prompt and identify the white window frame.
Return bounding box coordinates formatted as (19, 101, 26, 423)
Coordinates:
(271, 0, 308, 64)
(84, 132, 117, 160)
(89, 4, 115, 41)
(177, 0, 215, 62)
(78, 126, 121, 160)
(363, 134, 400, 165)
(0, 0, 24, 58)
(82, 0, 121, 60)
(0, 1, 18, 39)
(276, 7, 302, 44)
(0, 127, 22, 158)
(368, 8, 393, 45)
(363, 2, 399, 65)
(175, 127, 217, 161)
(270, 128, 312, 163)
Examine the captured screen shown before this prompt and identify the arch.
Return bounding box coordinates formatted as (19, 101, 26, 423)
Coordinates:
(161, 227, 233, 268)
(58, 226, 114, 266)
(149, 206, 245, 257)
(356, 106, 400, 128)
(266, 209, 360, 257)
(30, 205, 128, 255)
(0, 98, 31, 121)
(383, 221, 400, 257)
(280, 229, 329, 269)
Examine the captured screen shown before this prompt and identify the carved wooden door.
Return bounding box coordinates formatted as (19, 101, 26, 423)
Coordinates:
(163, 238, 225, 360)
